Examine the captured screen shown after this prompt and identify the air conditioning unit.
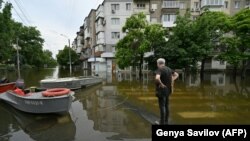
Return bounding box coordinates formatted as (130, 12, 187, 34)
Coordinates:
(151, 8, 156, 12)
(195, 8, 200, 11)
(191, 8, 195, 12)
(111, 9, 115, 14)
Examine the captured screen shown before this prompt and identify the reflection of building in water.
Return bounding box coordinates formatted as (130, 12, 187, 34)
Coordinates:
(83, 85, 151, 139)
(185, 73, 225, 87)
(186, 74, 200, 87)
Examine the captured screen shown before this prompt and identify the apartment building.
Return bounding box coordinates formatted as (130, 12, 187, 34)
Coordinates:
(73, 0, 249, 74)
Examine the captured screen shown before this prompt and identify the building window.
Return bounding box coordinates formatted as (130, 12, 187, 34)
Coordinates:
(224, 1, 228, 8)
(163, 14, 176, 22)
(111, 4, 120, 11)
(180, 2, 185, 9)
(220, 61, 225, 65)
(235, 1, 240, 8)
(194, 2, 199, 8)
(246, 0, 250, 6)
(111, 18, 120, 25)
(137, 3, 146, 9)
(126, 3, 131, 10)
(151, 4, 157, 10)
(111, 32, 120, 39)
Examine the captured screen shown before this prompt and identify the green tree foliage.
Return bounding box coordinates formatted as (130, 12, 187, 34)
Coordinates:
(218, 8, 250, 78)
(0, 1, 55, 68)
(161, 10, 229, 80)
(0, 2, 13, 61)
(56, 46, 80, 67)
(116, 13, 167, 78)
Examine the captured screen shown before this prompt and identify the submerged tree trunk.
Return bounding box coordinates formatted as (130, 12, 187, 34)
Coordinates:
(200, 58, 206, 83)
(241, 60, 249, 80)
(139, 53, 143, 80)
(233, 66, 237, 81)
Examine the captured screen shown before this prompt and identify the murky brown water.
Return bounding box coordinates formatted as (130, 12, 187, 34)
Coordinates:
(0, 67, 250, 141)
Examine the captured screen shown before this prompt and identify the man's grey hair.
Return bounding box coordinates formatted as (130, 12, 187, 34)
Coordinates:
(157, 58, 165, 65)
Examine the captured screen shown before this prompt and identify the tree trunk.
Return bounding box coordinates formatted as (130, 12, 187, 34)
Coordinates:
(139, 53, 143, 80)
(241, 61, 249, 80)
(233, 66, 237, 82)
(200, 58, 206, 83)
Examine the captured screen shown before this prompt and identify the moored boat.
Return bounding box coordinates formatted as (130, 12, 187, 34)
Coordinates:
(40, 76, 103, 90)
(0, 82, 16, 93)
(0, 88, 74, 114)
(40, 77, 82, 90)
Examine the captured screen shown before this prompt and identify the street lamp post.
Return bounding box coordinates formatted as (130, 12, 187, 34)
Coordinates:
(68, 39, 72, 76)
(13, 38, 21, 79)
(60, 34, 72, 76)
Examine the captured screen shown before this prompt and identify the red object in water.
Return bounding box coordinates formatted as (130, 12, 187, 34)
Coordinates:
(13, 88, 25, 96)
(42, 88, 70, 97)
(0, 82, 16, 93)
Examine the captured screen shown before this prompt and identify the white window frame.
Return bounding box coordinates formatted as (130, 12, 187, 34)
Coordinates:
(126, 3, 131, 10)
(111, 4, 120, 11)
(179, 2, 185, 9)
(163, 14, 177, 22)
(111, 32, 120, 39)
(224, 1, 228, 8)
(234, 1, 240, 8)
(111, 18, 120, 25)
(137, 3, 146, 9)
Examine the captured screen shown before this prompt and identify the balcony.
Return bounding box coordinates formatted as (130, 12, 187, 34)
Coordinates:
(96, 23, 104, 33)
(162, 1, 180, 8)
(95, 45, 104, 52)
(84, 29, 90, 39)
(96, 5, 104, 20)
(96, 38, 105, 45)
(201, 0, 224, 8)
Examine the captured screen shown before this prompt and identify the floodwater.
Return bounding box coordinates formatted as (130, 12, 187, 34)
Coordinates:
(0, 67, 250, 141)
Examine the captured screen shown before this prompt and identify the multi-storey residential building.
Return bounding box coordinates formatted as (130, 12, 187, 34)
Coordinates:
(74, 0, 249, 75)
(82, 9, 96, 70)
(89, 0, 133, 76)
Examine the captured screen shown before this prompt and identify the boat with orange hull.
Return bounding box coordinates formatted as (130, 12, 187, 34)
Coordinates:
(0, 82, 16, 93)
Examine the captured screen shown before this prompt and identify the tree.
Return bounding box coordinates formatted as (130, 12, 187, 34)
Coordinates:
(232, 8, 250, 79)
(157, 12, 195, 70)
(0, 2, 13, 62)
(56, 46, 80, 67)
(217, 37, 245, 78)
(42, 50, 57, 67)
(116, 13, 167, 79)
(192, 11, 230, 81)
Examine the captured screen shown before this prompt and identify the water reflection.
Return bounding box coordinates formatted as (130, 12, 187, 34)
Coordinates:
(0, 68, 250, 140)
(0, 103, 76, 141)
(75, 84, 151, 140)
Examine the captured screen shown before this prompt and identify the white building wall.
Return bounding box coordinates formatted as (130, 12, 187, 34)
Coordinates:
(104, 0, 133, 47)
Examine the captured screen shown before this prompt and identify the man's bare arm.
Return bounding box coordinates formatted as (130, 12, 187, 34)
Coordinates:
(172, 72, 179, 81)
(155, 74, 166, 88)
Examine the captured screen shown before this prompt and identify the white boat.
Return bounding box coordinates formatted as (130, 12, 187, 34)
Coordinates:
(40, 76, 103, 90)
(0, 89, 74, 114)
(40, 77, 82, 90)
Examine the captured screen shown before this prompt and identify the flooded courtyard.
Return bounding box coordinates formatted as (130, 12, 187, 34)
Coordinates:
(0, 68, 250, 141)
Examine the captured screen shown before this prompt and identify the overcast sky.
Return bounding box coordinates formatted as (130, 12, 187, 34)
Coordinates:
(6, 0, 103, 57)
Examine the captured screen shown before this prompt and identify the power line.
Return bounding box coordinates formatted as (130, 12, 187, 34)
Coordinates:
(12, 0, 31, 25)
(6, 0, 28, 25)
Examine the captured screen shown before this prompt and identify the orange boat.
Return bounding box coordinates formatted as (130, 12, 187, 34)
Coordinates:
(0, 82, 16, 93)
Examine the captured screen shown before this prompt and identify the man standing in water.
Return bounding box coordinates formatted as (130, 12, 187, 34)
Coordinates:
(155, 58, 179, 125)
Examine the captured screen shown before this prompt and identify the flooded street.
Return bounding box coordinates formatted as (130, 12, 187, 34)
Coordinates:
(0, 68, 250, 141)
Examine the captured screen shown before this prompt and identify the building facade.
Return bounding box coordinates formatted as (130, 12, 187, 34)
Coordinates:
(73, 0, 249, 75)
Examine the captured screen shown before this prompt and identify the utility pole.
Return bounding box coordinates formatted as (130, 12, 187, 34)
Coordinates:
(68, 39, 72, 76)
(16, 38, 21, 79)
